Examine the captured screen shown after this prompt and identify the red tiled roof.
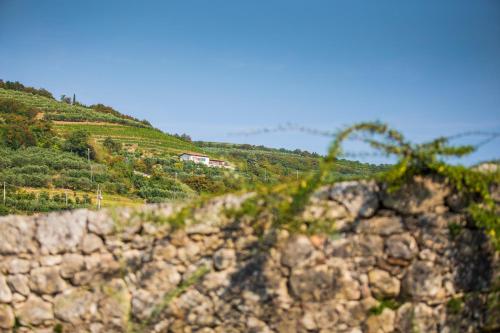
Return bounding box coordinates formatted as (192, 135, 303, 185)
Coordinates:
(179, 152, 209, 158)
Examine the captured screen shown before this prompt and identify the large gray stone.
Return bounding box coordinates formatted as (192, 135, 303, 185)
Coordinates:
(0, 216, 37, 254)
(99, 279, 131, 330)
(368, 269, 400, 298)
(386, 233, 418, 261)
(0, 304, 15, 329)
(381, 176, 450, 215)
(402, 261, 445, 302)
(3, 258, 31, 274)
(395, 302, 437, 333)
(329, 180, 379, 218)
(0, 275, 12, 303)
(15, 295, 54, 326)
(365, 308, 395, 333)
(60, 254, 85, 279)
(54, 288, 97, 324)
(87, 210, 115, 236)
(7, 274, 30, 296)
(36, 210, 87, 254)
(30, 266, 67, 295)
(289, 265, 336, 302)
(281, 235, 314, 268)
(357, 215, 404, 236)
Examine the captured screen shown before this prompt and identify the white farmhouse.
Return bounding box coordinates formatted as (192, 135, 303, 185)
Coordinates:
(179, 152, 233, 169)
(179, 152, 210, 166)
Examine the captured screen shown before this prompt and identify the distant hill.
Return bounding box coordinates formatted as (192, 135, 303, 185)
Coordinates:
(0, 80, 386, 215)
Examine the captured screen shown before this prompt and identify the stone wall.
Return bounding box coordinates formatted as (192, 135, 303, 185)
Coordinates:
(0, 177, 498, 333)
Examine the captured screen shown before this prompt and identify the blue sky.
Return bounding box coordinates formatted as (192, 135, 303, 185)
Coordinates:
(1, 0, 499, 164)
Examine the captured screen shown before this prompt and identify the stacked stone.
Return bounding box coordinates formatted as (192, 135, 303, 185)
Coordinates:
(0, 179, 498, 332)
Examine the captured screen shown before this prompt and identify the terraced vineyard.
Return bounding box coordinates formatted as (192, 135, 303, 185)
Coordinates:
(54, 122, 200, 155)
(0, 88, 149, 127)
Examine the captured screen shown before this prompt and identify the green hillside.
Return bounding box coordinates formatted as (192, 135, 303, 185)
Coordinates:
(0, 80, 386, 215)
(54, 122, 200, 154)
(0, 87, 150, 127)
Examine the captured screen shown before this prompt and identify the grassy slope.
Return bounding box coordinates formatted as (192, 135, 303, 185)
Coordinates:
(54, 123, 200, 155)
(0, 88, 148, 127)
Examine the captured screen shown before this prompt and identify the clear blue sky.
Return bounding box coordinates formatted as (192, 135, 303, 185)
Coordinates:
(1, 0, 499, 164)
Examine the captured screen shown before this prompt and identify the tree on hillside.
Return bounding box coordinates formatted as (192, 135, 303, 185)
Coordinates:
(63, 130, 96, 159)
(72, 94, 76, 105)
(103, 137, 122, 153)
(60, 95, 71, 104)
(0, 98, 54, 149)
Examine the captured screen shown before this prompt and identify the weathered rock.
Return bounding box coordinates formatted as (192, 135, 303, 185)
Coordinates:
(0, 216, 37, 254)
(302, 199, 350, 223)
(30, 266, 67, 295)
(289, 265, 335, 302)
(153, 240, 177, 261)
(138, 261, 181, 293)
(329, 180, 379, 218)
(381, 176, 450, 214)
(365, 308, 395, 333)
(54, 288, 97, 324)
(99, 279, 131, 330)
(0, 275, 12, 303)
(354, 235, 384, 257)
(37, 210, 87, 254)
(357, 216, 404, 236)
(386, 233, 418, 261)
(0, 304, 15, 329)
(213, 248, 236, 270)
(87, 210, 115, 236)
(3, 258, 31, 274)
(402, 261, 445, 302)
(81, 233, 104, 254)
(60, 254, 86, 279)
(7, 275, 30, 296)
(40, 255, 62, 267)
(395, 302, 437, 333)
(368, 269, 400, 298)
(281, 235, 314, 268)
(15, 295, 53, 326)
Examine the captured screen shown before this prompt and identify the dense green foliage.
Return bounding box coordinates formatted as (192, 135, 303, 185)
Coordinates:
(0, 88, 150, 127)
(0, 80, 54, 99)
(0, 98, 55, 149)
(62, 130, 96, 159)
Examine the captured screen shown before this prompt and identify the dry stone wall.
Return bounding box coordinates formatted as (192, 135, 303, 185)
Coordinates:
(0, 177, 498, 333)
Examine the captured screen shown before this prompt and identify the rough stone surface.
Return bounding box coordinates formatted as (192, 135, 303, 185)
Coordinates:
(0, 304, 15, 329)
(37, 210, 87, 254)
(385, 233, 418, 261)
(81, 233, 104, 254)
(0, 179, 495, 332)
(15, 295, 54, 326)
(0, 216, 36, 254)
(30, 267, 67, 295)
(368, 269, 400, 298)
(381, 176, 450, 214)
(402, 261, 445, 301)
(328, 180, 379, 218)
(0, 275, 12, 303)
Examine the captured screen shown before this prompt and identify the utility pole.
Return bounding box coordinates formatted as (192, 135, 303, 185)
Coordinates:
(264, 169, 267, 182)
(65, 191, 68, 206)
(88, 148, 93, 182)
(296, 169, 299, 181)
(96, 184, 102, 210)
(3, 182, 5, 205)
